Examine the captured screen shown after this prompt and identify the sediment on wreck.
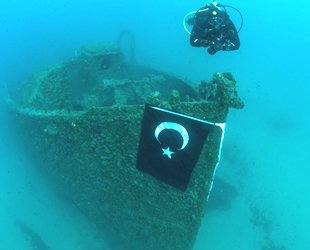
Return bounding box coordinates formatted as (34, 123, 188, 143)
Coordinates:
(6, 43, 244, 250)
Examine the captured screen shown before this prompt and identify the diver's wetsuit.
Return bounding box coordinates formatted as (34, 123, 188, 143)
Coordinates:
(190, 10, 240, 52)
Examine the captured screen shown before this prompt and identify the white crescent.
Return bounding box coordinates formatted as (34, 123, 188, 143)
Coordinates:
(154, 122, 189, 150)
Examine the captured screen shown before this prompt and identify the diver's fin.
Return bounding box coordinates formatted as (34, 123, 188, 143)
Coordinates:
(186, 17, 195, 26)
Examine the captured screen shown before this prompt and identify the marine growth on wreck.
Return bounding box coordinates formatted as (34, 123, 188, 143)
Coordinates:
(6, 43, 244, 250)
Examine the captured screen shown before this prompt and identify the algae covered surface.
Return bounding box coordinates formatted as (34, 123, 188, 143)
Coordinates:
(6, 44, 243, 250)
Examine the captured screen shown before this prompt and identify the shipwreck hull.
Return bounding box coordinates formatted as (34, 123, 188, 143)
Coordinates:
(6, 43, 244, 250)
(7, 101, 225, 250)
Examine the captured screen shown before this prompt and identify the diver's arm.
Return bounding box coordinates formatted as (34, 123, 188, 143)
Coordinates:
(190, 27, 210, 47)
(189, 14, 213, 48)
(190, 31, 202, 47)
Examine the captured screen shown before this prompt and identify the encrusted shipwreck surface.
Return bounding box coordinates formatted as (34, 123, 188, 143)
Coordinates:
(6, 43, 244, 250)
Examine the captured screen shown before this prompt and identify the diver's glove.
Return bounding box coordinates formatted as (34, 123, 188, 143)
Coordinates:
(207, 43, 222, 55)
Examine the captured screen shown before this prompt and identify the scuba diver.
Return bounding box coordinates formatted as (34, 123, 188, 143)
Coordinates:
(185, 1, 242, 55)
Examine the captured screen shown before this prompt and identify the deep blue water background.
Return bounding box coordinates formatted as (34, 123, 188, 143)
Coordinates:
(1, 0, 310, 249)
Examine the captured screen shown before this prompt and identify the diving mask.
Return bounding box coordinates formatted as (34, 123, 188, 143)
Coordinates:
(208, 16, 224, 25)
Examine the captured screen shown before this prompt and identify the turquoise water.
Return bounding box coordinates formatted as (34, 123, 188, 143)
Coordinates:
(1, 0, 309, 249)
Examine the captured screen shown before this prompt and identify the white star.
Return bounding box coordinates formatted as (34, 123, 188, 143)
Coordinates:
(162, 147, 175, 159)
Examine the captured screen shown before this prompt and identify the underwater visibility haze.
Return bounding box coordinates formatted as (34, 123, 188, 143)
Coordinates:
(1, 0, 310, 249)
